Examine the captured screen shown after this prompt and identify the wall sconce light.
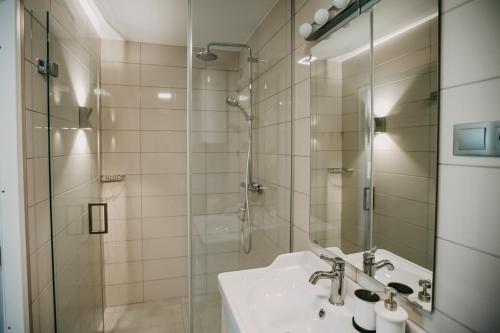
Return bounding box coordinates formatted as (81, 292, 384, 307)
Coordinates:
(374, 117, 387, 133)
(79, 107, 93, 129)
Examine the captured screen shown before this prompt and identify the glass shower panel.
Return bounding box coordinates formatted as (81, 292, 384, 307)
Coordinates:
(190, 1, 292, 332)
(190, 43, 243, 333)
(47, 5, 104, 332)
(310, 11, 373, 252)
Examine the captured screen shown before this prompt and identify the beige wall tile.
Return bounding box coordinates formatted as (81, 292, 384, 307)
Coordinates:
(104, 219, 142, 242)
(143, 278, 187, 301)
(101, 130, 141, 153)
(143, 237, 187, 260)
(141, 153, 186, 174)
(441, 0, 500, 88)
(141, 43, 186, 66)
(104, 240, 143, 263)
(105, 283, 143, 306)
(141, 131, 186, 153)
(142, 196, 187, 218)
(142, 217, 187, 239)
(294, 117, 310, 156)
(105, 262, 143, 285)
(143, 257, 187, 280)
(102, 62, 140, 86)
(141, 65, 187, 88)
(101, 108, 141, 130)
(102, 153, 141, 175)
(102, 85, 140, 108)
(141, 87, 187, 109)
(101, 40, 140, 63)
(141, 109, 186, 131)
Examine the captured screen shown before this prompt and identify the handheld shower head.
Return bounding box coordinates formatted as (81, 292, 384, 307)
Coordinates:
(226, 97, 252, 121)
(225, 97, 240, 107)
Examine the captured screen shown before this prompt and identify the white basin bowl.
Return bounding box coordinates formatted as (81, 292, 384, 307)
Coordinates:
(218, 251, 358, 333)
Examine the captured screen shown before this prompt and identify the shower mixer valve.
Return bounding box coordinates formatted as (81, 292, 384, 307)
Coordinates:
(248, 182, 264, 194)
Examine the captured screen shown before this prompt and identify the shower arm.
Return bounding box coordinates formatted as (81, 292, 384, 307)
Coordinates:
(206, 42, 250, 52)
(206, 42, 257, 62)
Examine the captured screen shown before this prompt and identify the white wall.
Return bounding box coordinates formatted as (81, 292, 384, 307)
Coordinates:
(0, 0, 30, 331)
(429, 0, 500, 331)
(293, 0, 500, 331)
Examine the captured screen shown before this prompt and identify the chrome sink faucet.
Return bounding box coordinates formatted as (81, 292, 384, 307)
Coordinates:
(363, 247, 395, 277)
(309, 254, 346, 306)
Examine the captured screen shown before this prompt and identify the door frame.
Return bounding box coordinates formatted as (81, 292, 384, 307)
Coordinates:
(0, 0, 31, 331)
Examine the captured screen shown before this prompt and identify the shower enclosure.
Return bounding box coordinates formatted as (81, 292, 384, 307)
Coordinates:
(24, 0, 292, 332)
(189, 1, 293, 332)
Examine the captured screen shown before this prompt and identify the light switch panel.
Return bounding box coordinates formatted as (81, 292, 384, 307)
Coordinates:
(457, 128, 485, 150)
(453, 121, 500, 156)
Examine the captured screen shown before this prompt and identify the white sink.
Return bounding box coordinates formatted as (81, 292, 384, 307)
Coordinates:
(218, 251, 359, 333)
(328, 247, 433, 312)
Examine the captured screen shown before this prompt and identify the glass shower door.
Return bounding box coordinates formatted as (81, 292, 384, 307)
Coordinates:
(46, 8, 105, 332)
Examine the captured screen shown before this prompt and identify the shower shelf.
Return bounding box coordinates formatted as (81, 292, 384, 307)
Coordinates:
(328, 168, 354, 175)
(100, 174, 126, 183)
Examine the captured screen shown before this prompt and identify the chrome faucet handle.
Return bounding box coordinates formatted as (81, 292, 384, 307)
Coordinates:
(319, 254, 344, 270)
(418, 279, 432, 303)
(363, 246, 378, 260)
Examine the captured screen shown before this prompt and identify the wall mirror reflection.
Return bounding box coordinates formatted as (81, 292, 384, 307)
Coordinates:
(309, 0, 439, 312)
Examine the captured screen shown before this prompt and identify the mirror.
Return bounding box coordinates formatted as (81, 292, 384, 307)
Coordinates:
(309, 0, 438, 312)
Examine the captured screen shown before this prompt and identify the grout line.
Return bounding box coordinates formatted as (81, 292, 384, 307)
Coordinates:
(436, 236, 500, 261)
(441, 0, 475, 14)
(439, 163, 500, 170)
(433, 308, 479, 333)
(441, 75, 500, 91)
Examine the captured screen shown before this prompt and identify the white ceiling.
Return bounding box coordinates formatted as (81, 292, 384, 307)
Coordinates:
(91, 0, 278, 47)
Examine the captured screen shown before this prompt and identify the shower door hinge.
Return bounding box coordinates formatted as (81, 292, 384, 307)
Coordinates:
(36, 58, 59, 78)
(363, 187, 371, 211)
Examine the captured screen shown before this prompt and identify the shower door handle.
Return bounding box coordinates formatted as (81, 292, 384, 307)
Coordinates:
(363, 187, 371, 211)
(88, 203, 109, 234)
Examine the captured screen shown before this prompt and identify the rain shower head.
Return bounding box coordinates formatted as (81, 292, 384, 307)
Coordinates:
(196, 49, 218, 61)
(226, 97, 252, 121)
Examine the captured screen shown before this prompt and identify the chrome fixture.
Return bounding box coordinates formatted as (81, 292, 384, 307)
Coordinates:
(226, 97, 253, 121)
(100, 175, 125, 183)
(309, 254, 346, 306)
(327, 167, 354, 174)
(362, 247, 395, 277)
(195, 42, 260, 63)
(418, 279, 432, 303)
(199, 42, 260, 254)
(36, 58, 59, 77)
(195, 48, 218, 61)
(79, 107, 93, 129)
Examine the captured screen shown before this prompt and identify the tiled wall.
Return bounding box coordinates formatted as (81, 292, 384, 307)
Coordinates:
(100, 40, 189, 306)
(330, 15, 438, 268)
(371, 15, 438, 269)
(293, 0, 500, 331)
(238, 0, 293, 270)
(24, 0, 104, 331)
(101, 40, 242, 307)
(310, 59, 344, 248)
(24, 3, 54, 332)
(190, 48, 241, 333)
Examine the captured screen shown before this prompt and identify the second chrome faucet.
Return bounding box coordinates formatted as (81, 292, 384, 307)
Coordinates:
(309, 254, 346, 306)
(363, 247, 394, 277)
